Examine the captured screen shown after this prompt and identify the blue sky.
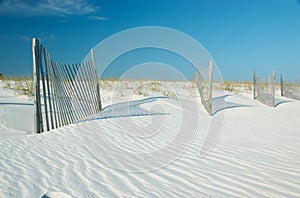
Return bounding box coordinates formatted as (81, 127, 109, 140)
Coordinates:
(0, 0, 300, 81)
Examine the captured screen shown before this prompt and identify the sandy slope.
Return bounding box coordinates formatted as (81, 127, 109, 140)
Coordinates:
(1, 81, 300, 197)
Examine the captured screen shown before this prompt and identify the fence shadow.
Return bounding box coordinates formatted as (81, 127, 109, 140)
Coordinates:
(78, 96, 169, 123)
(212, 94, 252, 116)
(0, 102, 33, 106)
(274, 98, 293, 107)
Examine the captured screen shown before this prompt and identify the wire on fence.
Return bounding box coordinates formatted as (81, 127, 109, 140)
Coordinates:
(253, 70, 275, 107)
(280, 74, 300, 100)
(32, 38, 102, 133)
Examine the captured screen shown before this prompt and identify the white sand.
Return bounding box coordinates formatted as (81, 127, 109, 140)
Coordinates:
(1, 80, 300, 197)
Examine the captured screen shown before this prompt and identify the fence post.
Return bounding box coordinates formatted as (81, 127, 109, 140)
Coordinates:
(280, 74, 284, 96)
(272, 70, 276, 106)
(32, 38, 43, 133)
(91, 49, 102, 111)
(208, 60, 213, 115)
(195, 63, 199, 73)
(253, 69, 256, 99)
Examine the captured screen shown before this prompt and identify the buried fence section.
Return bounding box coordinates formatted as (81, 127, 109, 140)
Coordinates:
(280, 74, 300, 100)
(194, 61, 213, 115)
(32, 38, 102, 133)
(253, 70, 276, 107)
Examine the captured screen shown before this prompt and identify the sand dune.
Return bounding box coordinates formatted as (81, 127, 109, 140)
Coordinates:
(1, 81, 300, 197)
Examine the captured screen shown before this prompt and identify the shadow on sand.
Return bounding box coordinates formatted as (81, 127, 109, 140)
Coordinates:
(212, 94, 252, 116)
(78, 96, 169, 123)
(0, 102, 33, 106)
(274, 98, 293, 107)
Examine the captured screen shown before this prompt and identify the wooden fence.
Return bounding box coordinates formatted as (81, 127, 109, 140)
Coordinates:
(194, 61, 213, 115)
(32, 38, 102, 133)
(253, 70, 275, 107)
(280, 74, 300, 100)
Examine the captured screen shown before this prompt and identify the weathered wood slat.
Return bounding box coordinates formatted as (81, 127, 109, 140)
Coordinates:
(91, 50, 102, 112)
(43, 49, 55, 130)
(40, 45, 50, 131)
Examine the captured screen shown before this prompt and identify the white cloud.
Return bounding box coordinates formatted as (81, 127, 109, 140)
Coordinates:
(0, 33, 56, 42)
(19, 35, 31, 42)
(88, 15, 108, 21)
(35, 33, 57, 42)
(0, 0, 99, 16)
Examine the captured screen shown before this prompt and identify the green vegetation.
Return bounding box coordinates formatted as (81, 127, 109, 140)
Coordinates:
(1, 76, 33, 96)
(223, 81, 253, 93)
